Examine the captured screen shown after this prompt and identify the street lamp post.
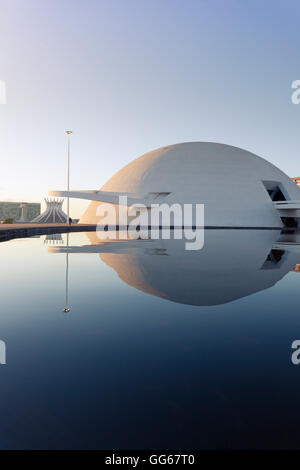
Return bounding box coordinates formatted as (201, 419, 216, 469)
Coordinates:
(65, 130, 72, 225)
(62, 131, 72, 313)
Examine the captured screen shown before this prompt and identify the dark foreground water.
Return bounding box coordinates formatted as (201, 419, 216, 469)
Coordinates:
(1, 229, 300, 449)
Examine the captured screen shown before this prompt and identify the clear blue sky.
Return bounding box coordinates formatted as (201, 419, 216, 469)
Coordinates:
(1, 0, 300, 217)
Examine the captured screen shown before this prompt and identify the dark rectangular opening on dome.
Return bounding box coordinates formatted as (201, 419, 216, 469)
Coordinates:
(262, 181, 288, 201)
(280, 217, 298, 228)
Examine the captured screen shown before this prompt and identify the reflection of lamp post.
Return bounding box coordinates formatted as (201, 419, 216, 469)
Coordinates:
(62, 232, 70, 313)
(65, 130, 72, 225)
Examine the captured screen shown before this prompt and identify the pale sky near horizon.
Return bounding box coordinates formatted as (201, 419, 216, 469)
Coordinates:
(1, 0, 300, 218)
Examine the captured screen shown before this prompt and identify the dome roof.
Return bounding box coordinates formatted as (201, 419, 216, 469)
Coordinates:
(101, 142, 290, 192)
(80, 142, 300, 227)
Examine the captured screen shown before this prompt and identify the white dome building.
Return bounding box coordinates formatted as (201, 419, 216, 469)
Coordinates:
(50, 142, 300, 228)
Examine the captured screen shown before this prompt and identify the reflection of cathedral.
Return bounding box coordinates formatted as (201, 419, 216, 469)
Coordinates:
(44, 233, 63, 245)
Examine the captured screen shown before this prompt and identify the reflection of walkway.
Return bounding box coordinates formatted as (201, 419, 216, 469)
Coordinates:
(0, 223, 96, 242)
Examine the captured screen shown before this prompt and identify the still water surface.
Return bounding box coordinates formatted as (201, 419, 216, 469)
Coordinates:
(0, 229, 300, 449)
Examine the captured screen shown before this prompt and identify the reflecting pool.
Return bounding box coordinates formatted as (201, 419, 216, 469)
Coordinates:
(1, 229, 300, 449)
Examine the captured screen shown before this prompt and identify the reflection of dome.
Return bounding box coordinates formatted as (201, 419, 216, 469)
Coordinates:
(49, 230, 300, 307)
(81, 230, 300, 306)
(80, 142, 300, 227)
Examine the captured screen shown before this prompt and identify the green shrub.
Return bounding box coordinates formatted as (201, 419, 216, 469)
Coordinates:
(1, 217, 14, 224)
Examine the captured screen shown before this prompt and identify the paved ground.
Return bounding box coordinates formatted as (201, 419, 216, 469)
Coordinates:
(0, 223, 97, 242)
(0, 223, 95, 230)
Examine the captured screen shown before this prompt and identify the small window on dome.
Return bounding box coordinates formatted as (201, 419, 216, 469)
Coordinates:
(262, 181, 288, 201)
